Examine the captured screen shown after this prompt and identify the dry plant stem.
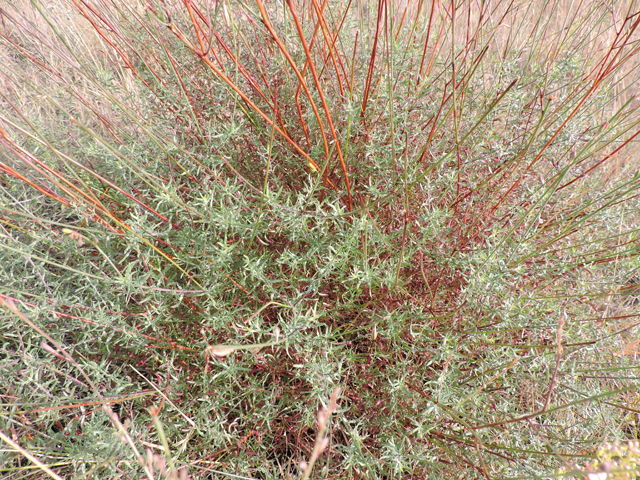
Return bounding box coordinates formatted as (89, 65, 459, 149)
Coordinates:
(103, 405, 155, 479)
(0, 155, 202, 288)
(131, 366, 196, 427)
(0, 430, 65, 480)
(473, 385, 635, 431)
(0, 298, 147, 474)
(150, 405, 176, 473)
(407, 383, 491, 479)
(24, 391, 155, 415)
(0, 297, 102, 396)
(308, 0, 345, 97)
(0, 299, 156, 479)
(454, 356, 521, 410)
(0, 103, 174, 229)
(155, 22, 204, 141)
(489, 19, 640, 217)
(542, 308, 566, 412)
(212, 32, 275, 113)
(301, 387, 340, 480)
(319, 1, 353, 94)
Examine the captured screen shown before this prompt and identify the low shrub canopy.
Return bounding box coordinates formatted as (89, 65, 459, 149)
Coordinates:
(1, 0, 639, 478)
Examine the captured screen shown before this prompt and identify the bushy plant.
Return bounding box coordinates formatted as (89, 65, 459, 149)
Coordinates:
(1, 0, 639, 478)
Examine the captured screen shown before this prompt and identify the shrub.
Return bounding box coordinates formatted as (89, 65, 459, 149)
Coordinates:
(1, 0, 639, 478)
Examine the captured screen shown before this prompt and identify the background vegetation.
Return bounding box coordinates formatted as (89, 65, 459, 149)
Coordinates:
(1, 0, 640, 478)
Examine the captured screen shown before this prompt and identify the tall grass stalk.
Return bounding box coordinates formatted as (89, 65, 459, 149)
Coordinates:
(1, 0, 640, 478)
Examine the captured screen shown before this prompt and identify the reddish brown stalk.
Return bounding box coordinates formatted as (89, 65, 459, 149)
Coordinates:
(0, 159, 70, 208)
(213, 33, 274, 111)
(597, 15, 640, 79)
(0, 165, 119, 236)
(401, 0, 428, 80)
(182, 2, 227, 72)
(424, 22, 446, 81)
(0, 121, 106, 209)
(360, 0, 385, 119)
(72, 0, 209, 141)
(319, 0, 354, 93)
(69, 0, 136, 74)
(487, 57, 626, 218)
(310, 0, 345, 98)
(558, 127, 640, 192)
(156, 27, 204, 143)
(3, 147, 103, 214)
(181, 32, 334, 188)
(27, 391, 155, 414)
(394, 0, 410, 42)
(253, 0, 334, 184)
(1, 112, 174, 227)
(184, 0, 206, 55)
(205, 34, 227, 73)
(416, 82, 449, 164)
(291, 1, 326, 150)
(185, 0, 210, 26)
(286, 0, 352, 211)
(193, 4, 234, 81)
(483, 70, 604, 222)
(242, 26, 295, 138)
(414, 41, 488, 166)
(144, 1, 332, 185)
(418, 0, 439, 84)
(293, 0, 355, 150)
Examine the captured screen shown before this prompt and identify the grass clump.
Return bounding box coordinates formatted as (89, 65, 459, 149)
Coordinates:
(1, 0, 640, 478)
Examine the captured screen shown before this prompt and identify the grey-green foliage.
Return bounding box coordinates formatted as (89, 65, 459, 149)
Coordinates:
(2, 0, 640, 478)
